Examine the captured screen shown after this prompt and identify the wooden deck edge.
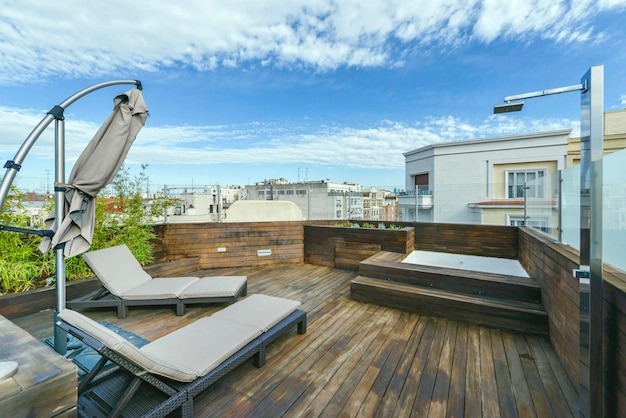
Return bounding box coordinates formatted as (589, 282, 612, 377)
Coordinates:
(350, 276, 549, 337)
(359, 251, 542, 304)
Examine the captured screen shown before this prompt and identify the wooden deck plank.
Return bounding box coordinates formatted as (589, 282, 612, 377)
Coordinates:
(464, 323, 483, 417)
(260, 303, 378, 416)
(9, 263, 576, 418)
(515, 334, 555, 417)
(526, 335, 575, 417)
(429, 320, 457, 418)
(394, 316, 438, 416)
(374, 313, 427, 417)
(357, 311, 416, 416)
(538, 337, 579, 417)
(503, 332, 536, 418)
(480, 326, 501, 418)
(491, 328, 519, 418)
(411, 317, 448, 417)
(446, 321, 468, 418)
(284, 304, 386, 416)
(329, 310, 403, 416)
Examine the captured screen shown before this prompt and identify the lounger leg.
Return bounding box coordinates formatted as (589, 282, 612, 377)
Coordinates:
(78, 356, 109, 394)
(253, 347, 266, 368)
(181, 399, 194, 418)
(297, 317, 307, 334)
(242, 282, 248, 296)
(176, 302, 185, 316)
(110, 376, 142, 418)
(117, 305, 129, 319)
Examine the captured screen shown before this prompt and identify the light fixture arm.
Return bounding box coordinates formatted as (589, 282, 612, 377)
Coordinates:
(503, 82, 586, 103)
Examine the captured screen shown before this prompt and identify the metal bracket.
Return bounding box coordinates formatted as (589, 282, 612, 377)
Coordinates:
(3, 160, 21, 170)
(47, 105, 65, 120)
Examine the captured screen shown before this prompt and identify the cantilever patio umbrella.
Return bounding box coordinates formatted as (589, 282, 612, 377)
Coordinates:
(39, 88, 148, 258)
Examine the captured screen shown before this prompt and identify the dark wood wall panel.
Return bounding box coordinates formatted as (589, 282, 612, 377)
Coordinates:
(519, 226, 626, 416)
(154, 221, 304, 269)
(413, 222, 519, 259)
(603, 266, 626, 418)
(518, 227, 579, 388)
(304, 225, 414, 270)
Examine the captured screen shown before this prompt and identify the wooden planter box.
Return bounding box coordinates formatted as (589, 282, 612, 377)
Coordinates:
(304, 224, 414, 270)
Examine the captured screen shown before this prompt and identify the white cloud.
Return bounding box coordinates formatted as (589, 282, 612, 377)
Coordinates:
(621, 94, 626, 108)
(0, 105, 577, 173)
(1, 0, 625, 83)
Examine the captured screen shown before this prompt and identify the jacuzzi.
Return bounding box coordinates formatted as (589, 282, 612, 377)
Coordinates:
(401, 250, 529, 278)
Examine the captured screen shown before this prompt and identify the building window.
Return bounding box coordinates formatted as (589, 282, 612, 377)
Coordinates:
(286, 190, 294, 195)
(277, 190, 285, 195)
(336, 210, 342, 218)
(296, 190, 306, 195)
(258, 191, 265, 196)
(507, 170, 545, 199)
(509, 215, 550, 234)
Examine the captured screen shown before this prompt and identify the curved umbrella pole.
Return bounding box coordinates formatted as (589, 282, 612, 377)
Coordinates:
(0, 80, 142, 354)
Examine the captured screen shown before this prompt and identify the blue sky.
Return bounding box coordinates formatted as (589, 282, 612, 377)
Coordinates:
(1, 0, 626, 194)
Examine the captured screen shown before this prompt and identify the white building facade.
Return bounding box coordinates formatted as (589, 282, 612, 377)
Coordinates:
(244, 180, 398, 221)
(400, 130, 571, 228)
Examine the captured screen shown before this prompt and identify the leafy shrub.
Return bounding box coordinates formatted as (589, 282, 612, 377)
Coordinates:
(0, 165, 161, 294)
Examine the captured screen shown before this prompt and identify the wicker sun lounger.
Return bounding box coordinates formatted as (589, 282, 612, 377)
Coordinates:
(56, 294, 307, 418)
(67, 244, 247, 318)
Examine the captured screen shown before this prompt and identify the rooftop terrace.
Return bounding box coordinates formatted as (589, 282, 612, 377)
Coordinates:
(2, 220, 625, 416)
(12, 262, 577, 417)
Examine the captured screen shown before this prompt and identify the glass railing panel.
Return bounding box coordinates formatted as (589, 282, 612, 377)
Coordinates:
(603, 148, 626, 273)
(560, 164, 581, 250)
(524, 172, 559, 239)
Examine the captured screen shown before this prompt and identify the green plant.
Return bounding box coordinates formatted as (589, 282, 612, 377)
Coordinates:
(0, 185, 55, 293)
(387, 224, 403, 230)
(362, 222, 376, 228)
(90, 164, 156, 265)
(1, 165, 158, 293)
(334, 222, 353, 227)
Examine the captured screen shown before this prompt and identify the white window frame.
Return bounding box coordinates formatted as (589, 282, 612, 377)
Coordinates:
(506, 169, 546, 199)
(508, 215, 550, 234)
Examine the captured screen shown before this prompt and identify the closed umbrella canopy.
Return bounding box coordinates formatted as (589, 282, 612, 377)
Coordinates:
(40, 88, 148, 258)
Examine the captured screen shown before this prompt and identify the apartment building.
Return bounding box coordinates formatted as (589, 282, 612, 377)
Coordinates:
(244, 180, 398, 221)
(173, 185, 244, 218)
(400, 129, 571, 231)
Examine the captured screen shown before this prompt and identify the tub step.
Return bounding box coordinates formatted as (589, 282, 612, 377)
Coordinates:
(359, 251, 541, 304)
(350, 275, 548, 337)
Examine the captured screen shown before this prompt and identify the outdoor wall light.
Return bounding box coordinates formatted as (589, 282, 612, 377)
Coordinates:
(493, 83, 585, 114)
(493, 101, 524, 114)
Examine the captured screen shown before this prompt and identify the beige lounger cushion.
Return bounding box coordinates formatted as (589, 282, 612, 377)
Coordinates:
(59, 294, 301, 383)
(140, 316, 262, 378)
(83, 245, 247, 300)
(121, 277, 199, 300)
(83, 244, 152, 296)
(178, 276, 247, 299)
(58, 309, 198, 382)
(211, 294, 301, 332)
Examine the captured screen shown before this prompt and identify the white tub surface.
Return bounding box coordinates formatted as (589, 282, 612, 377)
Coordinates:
(401, 250, 529, 278)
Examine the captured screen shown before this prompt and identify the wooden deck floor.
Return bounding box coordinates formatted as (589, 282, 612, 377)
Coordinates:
(12, 263, 578, 417)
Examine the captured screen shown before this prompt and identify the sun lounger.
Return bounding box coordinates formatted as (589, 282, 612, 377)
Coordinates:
(56, 294, 307, 418)
(67, 244, 247, 318)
